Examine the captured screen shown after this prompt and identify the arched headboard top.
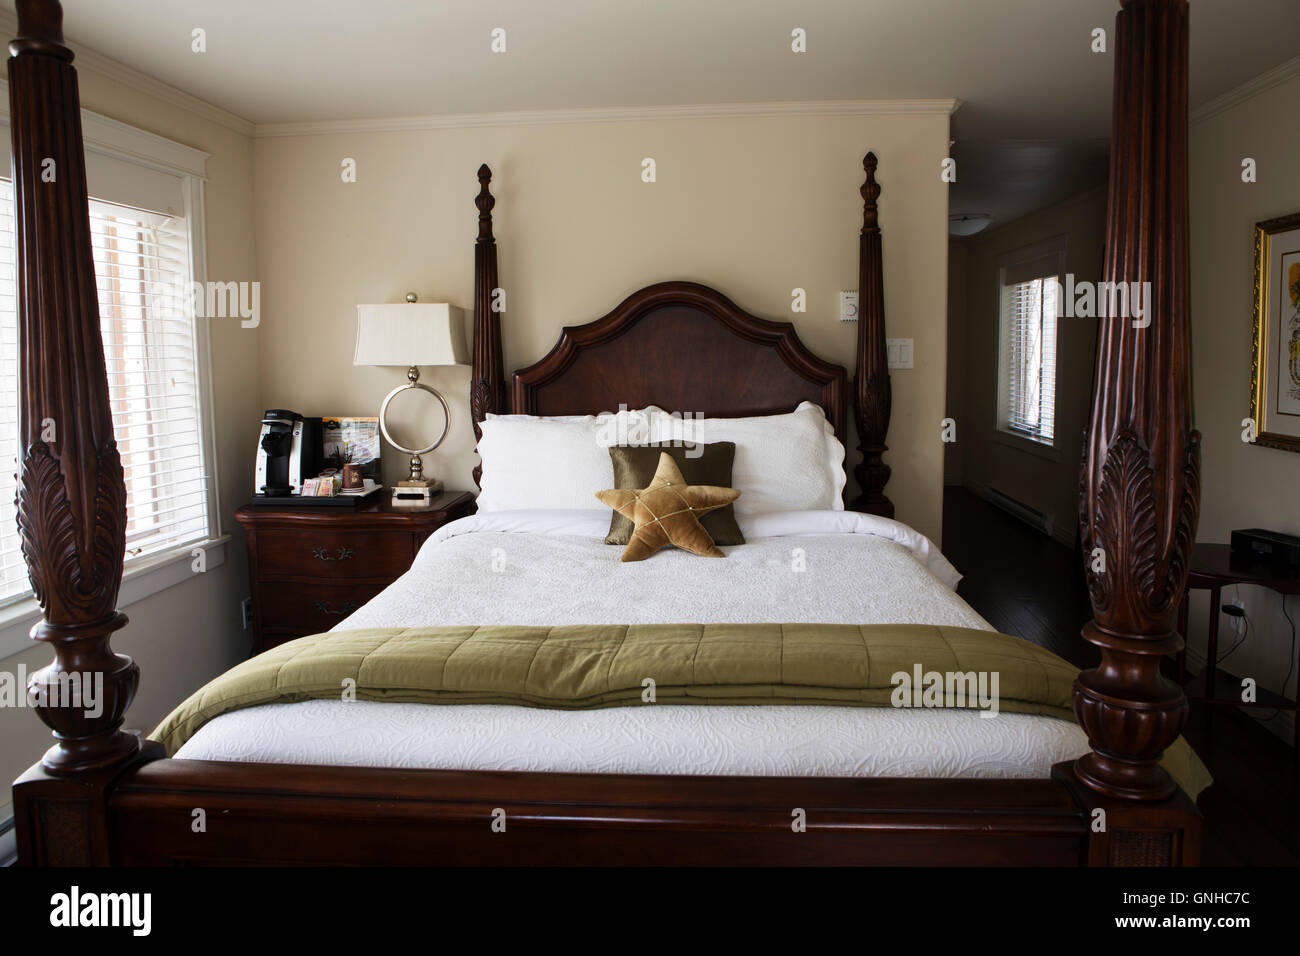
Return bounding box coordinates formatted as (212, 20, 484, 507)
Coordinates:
(511, 281, 847, 444)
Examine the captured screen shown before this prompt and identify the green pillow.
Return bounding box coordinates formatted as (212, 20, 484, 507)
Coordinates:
(605, 443, 745, 546)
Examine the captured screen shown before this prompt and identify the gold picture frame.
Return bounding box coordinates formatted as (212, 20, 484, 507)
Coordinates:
(1250, 211, 1300, 453)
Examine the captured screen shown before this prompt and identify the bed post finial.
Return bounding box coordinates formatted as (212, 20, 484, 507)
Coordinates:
(10, 0, 68, 56)
(8, 0, 143, 777)
(860, 151, 880, 230)
(1072, 0, 1198, 805)
(472, 164, 506, 490)
(476, 163, 495, 241)
(850, 152, 893, 517)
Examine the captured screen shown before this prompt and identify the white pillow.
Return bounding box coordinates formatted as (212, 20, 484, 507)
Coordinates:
(476, 403, 845, 515)
(649, 401, 846, 515)
(476, 407, 657, 511)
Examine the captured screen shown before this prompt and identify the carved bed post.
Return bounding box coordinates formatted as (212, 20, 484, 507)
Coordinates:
(471, 164, 506, 490)
(9, 0, 142, 774)
(851, 153, 893, 517)
(9, 0, 166, 866)
(1072, 0, 1199, 805)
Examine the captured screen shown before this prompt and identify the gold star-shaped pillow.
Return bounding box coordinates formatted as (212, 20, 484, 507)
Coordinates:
(596, 452, 741, 562)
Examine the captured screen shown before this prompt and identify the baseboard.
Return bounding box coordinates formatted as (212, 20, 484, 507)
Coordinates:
(0, 816, 14, 867)
(1050, 522, 1077, 550)
(964, 481, 1075, 548)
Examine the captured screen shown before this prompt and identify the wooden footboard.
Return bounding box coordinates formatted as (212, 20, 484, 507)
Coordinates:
(15, 752, 1199, 867)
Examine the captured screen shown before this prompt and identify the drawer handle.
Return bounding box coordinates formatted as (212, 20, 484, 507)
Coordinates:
(312, 546, 355, 562)
(315, 600, 361, 616)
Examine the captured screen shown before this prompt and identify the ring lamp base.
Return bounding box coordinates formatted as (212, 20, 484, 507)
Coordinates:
(378, 365, 450, 497)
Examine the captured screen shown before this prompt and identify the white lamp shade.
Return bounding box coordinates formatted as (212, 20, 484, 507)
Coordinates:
(353, 303, 469, 367)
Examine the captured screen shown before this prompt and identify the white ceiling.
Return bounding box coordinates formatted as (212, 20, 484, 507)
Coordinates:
(949, 139, 1111, 229)
(3, 0, 1295, 225)
(6, 0, 1293, 134)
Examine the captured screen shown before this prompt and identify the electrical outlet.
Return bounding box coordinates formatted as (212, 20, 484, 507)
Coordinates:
(241, 597, 254, 630)
(1223, 599, 1245, 634)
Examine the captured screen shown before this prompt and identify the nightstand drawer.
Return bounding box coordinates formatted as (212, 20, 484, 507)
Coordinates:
(256, 530, 415, 580)
(256, 582, 386, 631)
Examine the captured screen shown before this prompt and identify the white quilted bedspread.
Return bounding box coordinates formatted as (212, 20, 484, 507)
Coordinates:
(342, 508, 985, 630)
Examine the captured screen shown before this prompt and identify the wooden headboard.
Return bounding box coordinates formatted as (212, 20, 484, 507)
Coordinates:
(512, 280, 847, 444)
(470, 157, 893, 513)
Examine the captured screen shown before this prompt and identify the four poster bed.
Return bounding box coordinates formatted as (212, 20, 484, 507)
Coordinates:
(12, 0, 1205, 866)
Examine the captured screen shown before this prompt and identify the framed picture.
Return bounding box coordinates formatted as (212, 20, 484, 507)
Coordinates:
(1250, 211, 1300, 452)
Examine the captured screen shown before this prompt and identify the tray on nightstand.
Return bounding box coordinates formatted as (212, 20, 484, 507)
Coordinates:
(249, 484, 384, 507)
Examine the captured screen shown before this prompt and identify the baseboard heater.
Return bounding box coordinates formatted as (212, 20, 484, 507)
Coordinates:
(0, 815, 14, 867)
(983, 487, 1054, 538)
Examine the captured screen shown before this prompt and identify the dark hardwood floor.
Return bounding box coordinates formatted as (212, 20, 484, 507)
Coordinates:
(942, 486, 1300, 866)
(942, 487, 1095, 670)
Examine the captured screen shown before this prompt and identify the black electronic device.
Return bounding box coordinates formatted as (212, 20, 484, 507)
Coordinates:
(1230, 527, 1300, 568)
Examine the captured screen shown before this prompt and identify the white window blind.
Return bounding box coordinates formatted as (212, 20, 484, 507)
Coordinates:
(998, 271, 1059, 445)
(0, 179, 210, 605)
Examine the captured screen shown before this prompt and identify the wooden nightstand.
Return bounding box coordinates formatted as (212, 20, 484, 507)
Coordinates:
(235, 491, 474, 654)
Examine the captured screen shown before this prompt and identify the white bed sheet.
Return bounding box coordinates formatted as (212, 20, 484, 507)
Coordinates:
(179, 510, 1094, 778)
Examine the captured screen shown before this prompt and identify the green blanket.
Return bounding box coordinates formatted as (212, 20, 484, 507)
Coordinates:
(153, 623, 1210, 798)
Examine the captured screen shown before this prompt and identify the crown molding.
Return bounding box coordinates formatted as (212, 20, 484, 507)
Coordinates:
(0, 9, 255, 137)
(1191, 54, 1300, 125)
(0, 77, 210, 178)
(254, 98, 963, 139)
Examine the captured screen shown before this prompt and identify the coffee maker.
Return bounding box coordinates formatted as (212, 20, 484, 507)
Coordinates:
(254, 410, 322, 497)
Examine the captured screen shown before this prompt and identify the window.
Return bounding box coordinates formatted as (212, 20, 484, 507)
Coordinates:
(997, 242, 1063, 446)
(0, 124, 215, 607)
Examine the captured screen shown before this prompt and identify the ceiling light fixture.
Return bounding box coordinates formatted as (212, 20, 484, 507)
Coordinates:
(949, 213, 993, 237)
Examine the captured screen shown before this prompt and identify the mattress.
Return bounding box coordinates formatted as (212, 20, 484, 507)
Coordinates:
(178, 509, 1098, 778)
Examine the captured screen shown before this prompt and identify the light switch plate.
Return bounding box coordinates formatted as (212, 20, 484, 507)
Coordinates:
(886, 338, 914, 370)
(839, 290, 859, 321)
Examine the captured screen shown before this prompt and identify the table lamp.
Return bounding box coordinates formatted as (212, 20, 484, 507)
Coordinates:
(354, 294, 468, 504)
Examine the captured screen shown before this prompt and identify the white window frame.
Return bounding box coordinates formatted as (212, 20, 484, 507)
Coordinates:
(994, 235, 1067, 460)
(0, 83, 227, 659)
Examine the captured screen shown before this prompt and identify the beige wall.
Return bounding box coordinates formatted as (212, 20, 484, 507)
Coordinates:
(0, 61, 260, 818)
(950, 187, 1106, 546)
(1184, 70, 1300, 741)
(252, 112, 952, 541)
(944, 238, 968, 486)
